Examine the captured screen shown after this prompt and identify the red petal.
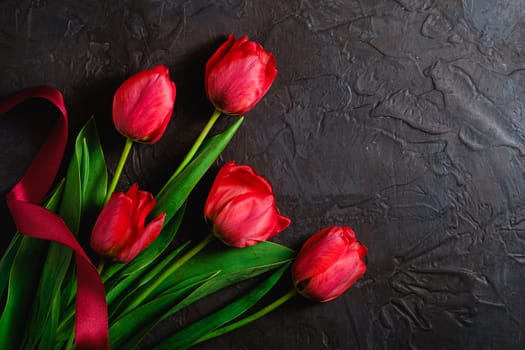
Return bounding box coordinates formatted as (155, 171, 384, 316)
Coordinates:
(112, 65, 175, 143)
(212, 193, 274, 247)
(90, 193, 133, 259)
(205, 34, 235, 79)
(204, 36, 276, 115)
(293, 227, 367, 302)
(305, 250, 367, 302)
(292, 227, 354, 282)
(121, 212, 166, 262)
(270, 214, 291, 238)
(132, 188, 156, 229)
(126, 183, 139, 197)
(204, 162, 273, 218)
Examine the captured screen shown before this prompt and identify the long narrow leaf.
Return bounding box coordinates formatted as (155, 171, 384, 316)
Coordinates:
(157, 264, 290, 349)
(22, 118, 107, 348)
(156, 241, 294, 299)
(36, 289, 61, 349)
(110, 271, 221, 348)
(0, 237, 48, 349)
(0, 181, 65, 349)
(107, 241, 190, 320)
(0, 234, 22, 302)
(21, 127, 83, 346)
(0, 180, 64, 303)
(79, 118, 107, 229)
(109, 240, 294, 348)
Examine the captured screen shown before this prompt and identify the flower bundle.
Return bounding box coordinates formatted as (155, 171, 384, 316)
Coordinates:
(0, 34, 367, 349)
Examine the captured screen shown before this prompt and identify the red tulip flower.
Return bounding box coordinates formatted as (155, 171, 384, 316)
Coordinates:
(90, 184, 166, 263)
(205, 34, 277, 116)
(204, 161, 291, 248)
(292, 226, 367, 302)
(112, 65, 176, 143)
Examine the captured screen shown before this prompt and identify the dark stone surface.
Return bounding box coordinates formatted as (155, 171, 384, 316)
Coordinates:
(1, 0, 525, 349)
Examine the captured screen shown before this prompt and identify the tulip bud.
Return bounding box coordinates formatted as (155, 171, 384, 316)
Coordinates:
(292, 226, 367, 302)
(90, 184, 166, 263)
(205, 34, 277, 116)
(112, 65, 176, 143)
(204, 161, 291, 248)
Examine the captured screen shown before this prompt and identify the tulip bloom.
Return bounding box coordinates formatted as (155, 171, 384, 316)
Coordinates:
(204, 161, 291, 248)
(112, 65, 176, 143)
(205, 34, 277, 116)
(90, 184, 166, 263)
(292, 226, 367, 302)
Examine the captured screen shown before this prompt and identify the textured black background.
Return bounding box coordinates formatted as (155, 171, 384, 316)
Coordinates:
(1, 1, 525, 349)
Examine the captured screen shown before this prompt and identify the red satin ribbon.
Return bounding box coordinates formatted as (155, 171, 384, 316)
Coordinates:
(1, 87, 109, 349)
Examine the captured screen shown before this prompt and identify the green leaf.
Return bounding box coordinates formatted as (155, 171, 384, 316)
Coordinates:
(61, 117, 108, 233)
(157, 264, 290, 350)
(107, 240, 190, 320)
(0, 180, 65, 350)
(59, 133, 82, 233)
(59, 263, 76, 317)
(109, 240, 294, 348)
(35, 289, 60, 350)
(21, 118, 107, 348)
(156, 241, 294, 299)
(110, 271, 221, 348)
(0, 234, 22, 302)
(58, 118, 109, 312)
(195, 289, 298, 347)
(0, 179, 66, 307)
(21, 243, 73, 349)
(0, 237, 49, 349)
(154, 117, 243, 223)
(0, 179, 65, 304)
(78, 118, 108, 228)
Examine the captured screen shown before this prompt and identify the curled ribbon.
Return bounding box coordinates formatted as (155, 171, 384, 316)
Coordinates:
(1, 87, 109, 349)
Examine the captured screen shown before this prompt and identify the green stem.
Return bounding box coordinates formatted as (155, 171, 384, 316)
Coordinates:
(194, 289, 297, 346)
(104, 138, 134, 204)
(158, 109, 222, 196)
(120, 233, 214, 316)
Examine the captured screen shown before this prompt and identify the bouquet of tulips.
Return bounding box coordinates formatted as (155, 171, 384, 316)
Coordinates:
(0, 34, 368, 349)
